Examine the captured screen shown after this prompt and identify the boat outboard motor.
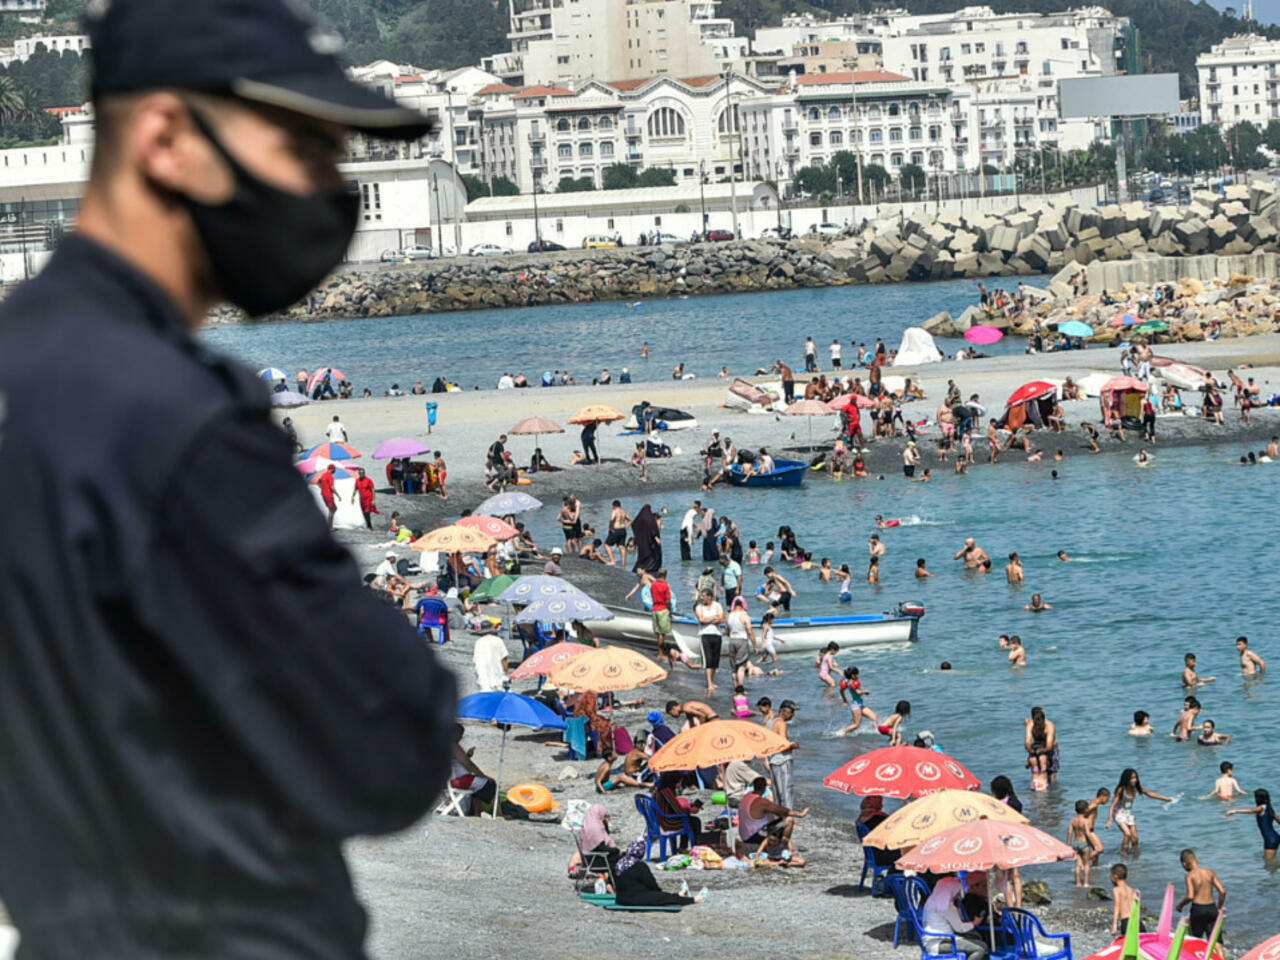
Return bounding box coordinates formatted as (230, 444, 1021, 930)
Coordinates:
(895, 601, 926, 641)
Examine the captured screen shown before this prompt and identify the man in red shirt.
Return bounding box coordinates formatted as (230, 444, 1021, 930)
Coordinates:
(353, 466, 378, 529)
(650, 568, 675, 664)
(317, 463, 338, 530)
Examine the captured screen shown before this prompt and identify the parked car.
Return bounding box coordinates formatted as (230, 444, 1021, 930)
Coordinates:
(1147, 187, 1165, 204)
(468, 242, 513, 257)
(705, 229, 735, 242)
(528, 239, 566, 252)
(809, 222, 844, 237)
(759, 226, 792, 240)
(653, 232, 683, 245)
(583, 235, 619, 249)
(380, 245, 440, 262)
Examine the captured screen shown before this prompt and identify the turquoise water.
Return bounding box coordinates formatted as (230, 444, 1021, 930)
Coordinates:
(524, 445, 1280, 944)
(203, 279, 1025, 390)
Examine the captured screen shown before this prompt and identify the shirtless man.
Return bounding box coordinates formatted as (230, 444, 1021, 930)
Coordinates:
(1237, 636, 1266, 675)
(594, 738, 651, 791)
(868, 534, 887, 559)
(1056, 550, 1072, 562)
(666, 699, 717, 729)
(987, 419, 1002, 463)
(1182, 652, 1215, 687)
(1025, 593, 1052, 612)
(1268, 436, 1279, 458)
(1082, 422, 1100, 453)
(1176, 849, 1226, 939)
(1172, 696, 1202, 741)
(604, 500, 632, 567)
(954, 537, 990, 569)
(1008, 635, 1027, 666)
(1006, 552, 1024, 584)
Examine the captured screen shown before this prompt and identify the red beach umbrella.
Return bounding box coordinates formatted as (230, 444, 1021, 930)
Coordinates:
(896, 818, 1073, 873)
(1005, 380, 1057, 408)
(824, 745, 981, 798)
(456, 514, 519, 541)
(509, 641, 590, 680)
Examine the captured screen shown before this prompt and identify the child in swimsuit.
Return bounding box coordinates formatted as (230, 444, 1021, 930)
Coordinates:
(838, 666, 879, 735)
(756, 611, 781, 664)
(815, 642, 840, 688)
(1067, 800, 1093, 886)
(1227, 788, 1280, 861)
(746, 541, 761, 565)
(878, 700, 910, 746)
(733, 685, 752, 718)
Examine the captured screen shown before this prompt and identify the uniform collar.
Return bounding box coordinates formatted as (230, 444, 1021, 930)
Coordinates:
(53, 234, 194, 342)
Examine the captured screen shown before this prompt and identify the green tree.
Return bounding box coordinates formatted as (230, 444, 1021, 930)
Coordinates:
(898, 162, 927, 197)
(489, 175, 521, 197)
(793, 164, 834, 195)
(637, 166, 676, 187)
(862, 163, 891, 191)
(1264, 120, 1280, 154)
(461, 173, 488, 200)
(602, 163, 639, 189)
(556, 176, 594, 192)
(0, 76, 27, 124)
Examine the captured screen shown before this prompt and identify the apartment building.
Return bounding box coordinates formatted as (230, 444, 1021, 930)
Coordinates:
(738, 70, 960, 189)
(1197, 34, 1280, 127)
(483, 0, 747, 87)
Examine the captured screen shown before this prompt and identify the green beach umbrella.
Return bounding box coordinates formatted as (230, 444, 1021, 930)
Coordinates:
(1135, 320, 1168, 334)
(470, 575, 519, 603)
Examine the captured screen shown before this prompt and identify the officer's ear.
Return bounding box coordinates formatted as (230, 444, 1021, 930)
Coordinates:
(130, 93, 234, 205)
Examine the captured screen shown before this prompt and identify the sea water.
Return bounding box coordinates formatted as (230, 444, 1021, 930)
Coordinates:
(523, 445, 1280, 943)
(204, 278, 1025, 389)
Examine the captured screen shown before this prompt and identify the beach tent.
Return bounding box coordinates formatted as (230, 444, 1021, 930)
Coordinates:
(894, 327, 943, 366)
(1100, 375, 1148, 424)
(1001, 380, 1057, 431)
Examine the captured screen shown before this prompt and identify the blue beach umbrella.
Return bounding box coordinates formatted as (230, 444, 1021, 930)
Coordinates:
(257, 367, 291, 382)
(513, 592, 615, 624)
(477, 491, 544, 516)
(1058, 320, 1093, 338)
(499, 575, 579, 604)
(456, 691, 566, 818)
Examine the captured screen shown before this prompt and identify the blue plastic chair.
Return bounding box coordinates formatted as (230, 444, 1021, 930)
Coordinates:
(415, 598, 451, 645)
(886, 875, 929, 948)
(1003, 907, 1072, 960)
(857, 821, 893, 892)
(908, 896, 966, 960)
(635, 793, 696, 862)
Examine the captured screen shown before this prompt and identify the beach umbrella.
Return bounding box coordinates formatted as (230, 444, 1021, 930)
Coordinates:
(1110, 312, 1140, 328)
(1101, 375, 1149, 394)
(568, 405, 625, 425)
(373, 437, 431, 459)
(499, 575, 579, 604)
(964, 324, 1003, 345)
(513, 591, 614, 625)
(782, 397, 833, 445)
(257, 367, 291, 382)
(469, 574, 520, 604)
(411, 524, 497, 553)
(308, 463, 360, 483)
(1238, 933, 1280, 960)
(295, 455, 351, 476)
(823, 745, 981, 798)
(827, 393, 877, 412)
(1005, 380, 1057, 408)
(306, 367, 347, 393)
(477, 491, 543, 516)
(456, 691, 566, 818)
(456, 514, 519, 542)
(1136, 320, 1169, 334)
(1058, 320, 1094, 338)
(509, 641, 590, 680)
(509, 416, 565, 449)
(304, 441, 361, 461)
(271, 390, 311, 408)
(649, 719, 790, 773)
(861, 788, 1027, 851)
(547, 645, 666, 692)
(898, 818, 1074, 952)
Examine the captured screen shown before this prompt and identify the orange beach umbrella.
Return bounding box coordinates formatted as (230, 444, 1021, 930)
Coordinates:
(649, 719, 791, 772)
(568, 405, 624, 425)
(861, 788, 1027, 850)
(546, 645, 667, 692)
(455, 515, 518, 541)
(411, 524, 497, 553)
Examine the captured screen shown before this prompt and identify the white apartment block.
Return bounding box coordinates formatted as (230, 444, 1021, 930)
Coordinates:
(0, 33, 89, 66)
(484, 0, 747, 87)
(474, 72, 771, 193)
(738, 70, 960, 187)
(0, 0, 44, 20)
(1197, 35, 1280, 127)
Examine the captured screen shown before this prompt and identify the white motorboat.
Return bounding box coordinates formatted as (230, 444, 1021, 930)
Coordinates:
(583, 602, 923, 664)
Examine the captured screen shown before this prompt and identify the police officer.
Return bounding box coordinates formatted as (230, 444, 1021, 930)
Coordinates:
(0, 2, 456, 958)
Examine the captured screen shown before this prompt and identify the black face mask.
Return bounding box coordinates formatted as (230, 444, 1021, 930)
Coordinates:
(179, 109, 358, 317)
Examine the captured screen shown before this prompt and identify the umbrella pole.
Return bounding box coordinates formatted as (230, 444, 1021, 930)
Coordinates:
(988, 881, 995, 953)
(491, 725, 508, 819)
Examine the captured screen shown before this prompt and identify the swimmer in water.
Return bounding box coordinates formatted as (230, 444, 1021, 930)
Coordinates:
(1172, 696, 1201, 741)
(878, 700, 910, 746)
(1082, 422, 1100, 453)
(1056, 550, 1072, 562)
(915, 558, 933, 579)
(1182, 652, 1215, 687)
(1203, 761, 1245, 800)
(1197, 719, 1230, 745)
(1129, 711, 1152, 736)
(1135, 448, 1151, 467)
(875, 515, 900, 529)
(838, 666, 879, 734)
(1226, 788, 1280, 861)
(954, 537, 990, 569)
(1008, 635, 1027, 666)
(1006, 552, 1024, 584)
(868, 534, 886, 558)
(867, 555, 880, 584)
(1237, 636, 1266, 675)
(1024, 593, 1052, 612)
(815, 642, 840, 688)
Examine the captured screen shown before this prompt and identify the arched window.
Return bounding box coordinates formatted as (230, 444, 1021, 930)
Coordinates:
(891, 152, 903, 166)
(577, 117, 591, 131)
(909, 126, 922, 141)
(908, 102, 921, 118)
(809, 132, 823, 146)
(808, 107, 821, 121)
(910, 151, 924, 164)
(556, 117, 570, 131)
(600, 141, 615, 157)
(888, 103, 900, 117)
(557, 143, 572, 158)
(647, 107, 687, 138)
(828, 105, 842, 119)
(889, 127, 903, 142)
(717, 103, 740, 136)
(829, 130, 843, 146)
(871, 153, 884, 165)
(868, 104, 882, 119)
(929, 149, 943, 166)
(579, 142, 593, 157)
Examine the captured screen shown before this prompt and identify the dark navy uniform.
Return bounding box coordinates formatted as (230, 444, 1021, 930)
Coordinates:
(0, 236, 456, 957)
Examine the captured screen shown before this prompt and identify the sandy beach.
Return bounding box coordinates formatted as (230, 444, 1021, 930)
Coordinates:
(275, 336, 1280, 960)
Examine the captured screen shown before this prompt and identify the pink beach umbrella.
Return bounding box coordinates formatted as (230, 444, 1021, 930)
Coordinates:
(964, 324, 1003, 345)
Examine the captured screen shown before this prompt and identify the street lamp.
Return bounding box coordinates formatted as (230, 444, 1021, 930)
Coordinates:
(698, 160, 708, 240)
(430, 174, 443, 257)
(720, 71, 739, 238)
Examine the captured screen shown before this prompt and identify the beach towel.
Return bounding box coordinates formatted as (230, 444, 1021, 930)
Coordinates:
(565, 715, 589, 760)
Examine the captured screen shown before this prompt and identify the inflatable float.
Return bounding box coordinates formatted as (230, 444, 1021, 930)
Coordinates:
(1081, 884, 1225, 960)
(506, 782, 554, 813)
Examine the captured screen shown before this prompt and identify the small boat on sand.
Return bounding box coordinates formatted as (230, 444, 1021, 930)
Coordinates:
(726, 458, 807, 488)
(583, 602, 923, 663)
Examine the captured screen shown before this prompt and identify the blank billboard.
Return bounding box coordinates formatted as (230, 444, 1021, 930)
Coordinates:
(1058, 74, 1180, 118)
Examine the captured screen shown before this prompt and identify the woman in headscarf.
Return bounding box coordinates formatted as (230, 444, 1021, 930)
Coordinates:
(579, 804, 617, 859)
(613, 837, 704, 907)
(631, 504, 662, 574)
(856, 797, 900, 868)
(573, 690, 614, 755)
(921, 876, 988, 960)
(699, 506, 718, 562)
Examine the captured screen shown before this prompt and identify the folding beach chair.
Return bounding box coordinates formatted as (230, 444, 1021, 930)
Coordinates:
(434, 784, 470, 817)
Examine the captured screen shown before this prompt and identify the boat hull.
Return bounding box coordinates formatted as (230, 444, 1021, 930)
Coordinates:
(726, 458, 807, 488)
(584, 604, 920, 664)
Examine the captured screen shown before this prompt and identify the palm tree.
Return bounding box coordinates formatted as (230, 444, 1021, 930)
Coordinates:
(0, 76, 28, 125)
